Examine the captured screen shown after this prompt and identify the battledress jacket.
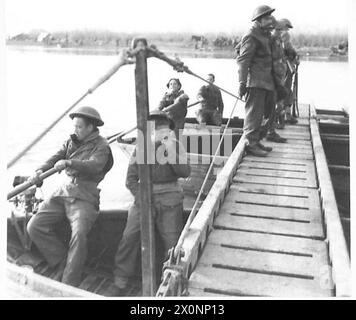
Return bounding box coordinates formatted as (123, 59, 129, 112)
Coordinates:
(197, 84, 224, 112)
(236, 23, 275, 91)
(126, 141, 191, 199)
(37, 131, 113, 207)
(271, 34, 288, 87)
(158, 90, 188, 129)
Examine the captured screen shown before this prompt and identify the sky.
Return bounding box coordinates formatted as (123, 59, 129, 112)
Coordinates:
(5, 0, 351, 36)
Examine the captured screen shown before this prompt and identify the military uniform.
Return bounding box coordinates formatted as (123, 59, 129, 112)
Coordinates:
(158, 90, 188, 138)
(113, 141, 191, 289)
(237, 22, 276, 147)
(27, 131, 113, 286)
(196, 84, 224, 126)
(282, 31, 299, 122)
(268, 32, 288, 131)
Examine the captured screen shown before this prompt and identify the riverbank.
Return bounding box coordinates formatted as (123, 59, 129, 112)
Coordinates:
(6, 41, 348, 61)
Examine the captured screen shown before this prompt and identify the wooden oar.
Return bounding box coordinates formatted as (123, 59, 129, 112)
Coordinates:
(7, 168, 60, 201)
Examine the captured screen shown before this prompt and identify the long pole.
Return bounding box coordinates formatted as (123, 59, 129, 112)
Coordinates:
(7, 52, 132, 169)
(134, 39, 156, 296)
(107, 100, 201, 143)
(7, 168, 59, 200)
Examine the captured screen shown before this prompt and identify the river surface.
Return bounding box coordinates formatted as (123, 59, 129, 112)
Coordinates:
(5, 46, 349, 208)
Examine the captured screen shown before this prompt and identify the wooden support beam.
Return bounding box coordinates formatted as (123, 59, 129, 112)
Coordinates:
(134, 38, 156, 296)
(180, 139, 246, 279)
(309, 105, 351, 297)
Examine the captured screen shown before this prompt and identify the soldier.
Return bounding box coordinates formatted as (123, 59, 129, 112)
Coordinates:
(196, 73, 224, 126)
(27, 106, 113, 287)
(111, 110, 191, 296)
(269, 18, 289, 130)
(237, 5, 287, 157)
(280, 18, 299, 124)
(158, 78, 189, 139)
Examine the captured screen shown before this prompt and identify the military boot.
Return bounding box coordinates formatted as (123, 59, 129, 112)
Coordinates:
(266, 131, 287, 143)
(246, 144, 268, 157)
(257, 142, 272, 152)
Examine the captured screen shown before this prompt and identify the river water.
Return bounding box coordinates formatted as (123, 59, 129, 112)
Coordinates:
(5, 46, 349, 207)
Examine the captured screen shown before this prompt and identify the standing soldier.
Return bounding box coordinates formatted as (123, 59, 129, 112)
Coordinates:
(196, 73, 224, 126)
(27, 106, 113, 287)
(110, 111, 191, 296)
(237, 5, 287, 157)
(280, 18, 299, 124)
(269, 18, 289, 130)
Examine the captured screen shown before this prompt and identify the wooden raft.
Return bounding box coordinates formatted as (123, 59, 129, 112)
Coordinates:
(187, 104, 349, 297)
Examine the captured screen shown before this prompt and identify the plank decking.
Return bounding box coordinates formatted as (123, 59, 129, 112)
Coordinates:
(188, 104, 337, 297)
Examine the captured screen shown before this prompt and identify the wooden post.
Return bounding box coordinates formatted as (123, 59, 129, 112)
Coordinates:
(133, 38, 156, 296)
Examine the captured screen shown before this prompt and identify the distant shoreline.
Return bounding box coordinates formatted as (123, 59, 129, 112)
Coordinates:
(6, 42, 348, 61)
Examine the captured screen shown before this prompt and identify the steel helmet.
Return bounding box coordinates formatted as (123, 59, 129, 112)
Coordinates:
(252, 5, 275, 21)
(280, 18, 293, 28)
(69, 106, 104, 126)
(148, 110, 175, 130)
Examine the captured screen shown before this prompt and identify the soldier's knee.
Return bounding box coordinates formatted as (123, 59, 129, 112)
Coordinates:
(26, 216, 39, 239)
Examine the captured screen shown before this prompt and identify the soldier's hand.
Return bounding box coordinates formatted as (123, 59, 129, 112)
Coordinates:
(54, 160, 70, 172)
(29, 170, 43, 184)
(118, 48, 135, 65)
(238, 83, 247, 99)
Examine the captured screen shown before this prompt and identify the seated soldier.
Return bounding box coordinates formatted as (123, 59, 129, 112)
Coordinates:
(27, 106, 113, 287)
(158, 78, 189, 139)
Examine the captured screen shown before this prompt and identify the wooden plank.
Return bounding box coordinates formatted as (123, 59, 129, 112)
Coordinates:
(224, 187, 320, 210)
(275, 133, 310, 140)
(243, 156, 313, 166)
(214, 213, 325, 239)
(239, 161, 310, 173)
(230, 183, 320, 205)
(189, 265, 332, 297)
(234, 172, 315, 188)
(199, 243, 325, 279)
(265, 152, 314, 160)
(262, 141, 312, 150)
(265, 147, 313, 155)
(218, 201, 322, 223)
(237, 167, 312, 180)
(208, 230, 328, 260)
(310, 114, 351, 296)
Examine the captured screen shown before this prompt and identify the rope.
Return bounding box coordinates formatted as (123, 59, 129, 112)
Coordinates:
(173, 97, 241, 258)
(148, 46, 243, 101)
(7, 49, 134, 169)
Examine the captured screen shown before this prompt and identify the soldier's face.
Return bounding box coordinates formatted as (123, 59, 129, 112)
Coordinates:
(207, 75, 214, 83)
(153, 124, 171, 142)
(168, 80, 180, 92)
(73, 117, 93, 141)
(260, 15, 274, 29)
